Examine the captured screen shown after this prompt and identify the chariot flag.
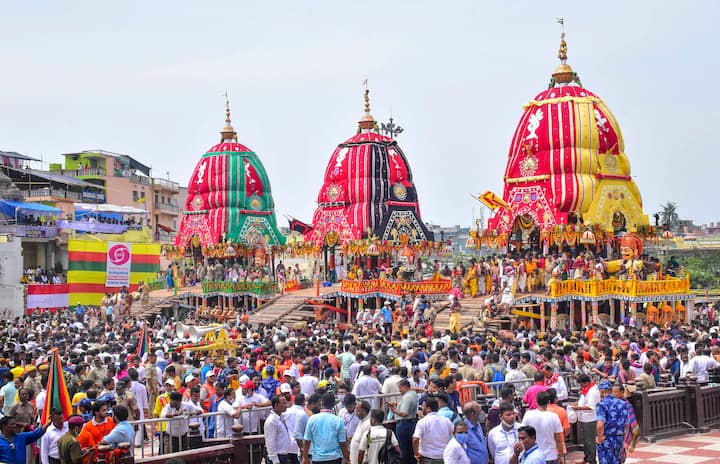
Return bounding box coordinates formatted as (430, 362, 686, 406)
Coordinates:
(137, 324, 151, 358)
(288, 217, 313, 235)
(41, 350, 73, 423)
(477, 191, 509, 210)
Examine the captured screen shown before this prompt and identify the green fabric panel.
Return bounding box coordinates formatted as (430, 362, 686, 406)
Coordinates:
(130, 263, 160, 273)
(68, 261, 106, 272)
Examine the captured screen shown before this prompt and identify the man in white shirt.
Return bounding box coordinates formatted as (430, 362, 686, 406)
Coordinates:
(686, 348, 720, 383)
(161, 391, 203, 452)
(284, 393, 307, 456)
(359, 409, 400, 464)
(235, 381, 270, 434)
(572, 374, 600, 464)
(443, 421, 471, 464)
(264, 396, 295, 464)
(488, 402, 520, 464)
(337, 394, 360, 441)
(352, 366, 382, 408)
(412, 397, 453, 463)
(348, 400, 371, 464)
(216, 389, 242, 438)
(128, 368, 149, 447)
(40, 409, 67, 464)
(542, 365, 568, 401)
(521, 391, 563, 464)
(297, 369, 319, 397)
(381, 367, 403, 419)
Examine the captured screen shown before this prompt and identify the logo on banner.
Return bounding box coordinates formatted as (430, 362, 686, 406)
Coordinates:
(106, 242, 131, 287)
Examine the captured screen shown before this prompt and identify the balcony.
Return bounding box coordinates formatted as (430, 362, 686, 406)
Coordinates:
(130, 174, 152, 186)
(0, 224, 60, 239)
(23, 188, 81, 201)
(155, 202, 179, 215)
(50, 167, 106, 178)
(153, 177, 179, 192)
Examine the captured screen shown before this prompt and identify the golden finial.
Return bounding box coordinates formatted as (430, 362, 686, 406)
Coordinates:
(552, 17, 574, 85)
(557, 17, 567, 62)
(220, 91, 237, 142)
(358, 79, 376, 132)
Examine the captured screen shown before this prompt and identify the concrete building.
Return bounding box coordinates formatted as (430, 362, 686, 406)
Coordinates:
(52, 150, 181, 242)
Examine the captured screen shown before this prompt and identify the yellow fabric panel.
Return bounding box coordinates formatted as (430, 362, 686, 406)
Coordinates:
(573, 99, 598, 214)
(130, 272, 158, 284)
(68, 239, 107, 253)
(67, 270, 106, 284)
(69, 293, 103, 306)
(131, 243, 161, 255)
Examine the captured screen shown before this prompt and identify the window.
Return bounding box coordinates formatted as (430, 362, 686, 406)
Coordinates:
(154, 193, 159, 205)
(132, 191, 138, 201)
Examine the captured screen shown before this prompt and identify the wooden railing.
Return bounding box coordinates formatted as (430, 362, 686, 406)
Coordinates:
(550, 275, 691, 299)
(132, 425, 266, 464)
(629, 383, 720, 441)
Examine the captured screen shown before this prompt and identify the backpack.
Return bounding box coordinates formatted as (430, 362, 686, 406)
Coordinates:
(372, 429, 400, 464)
(489, 366, 505, 383)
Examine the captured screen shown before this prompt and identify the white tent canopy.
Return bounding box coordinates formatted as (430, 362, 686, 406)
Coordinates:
(74, 202, 149, 215)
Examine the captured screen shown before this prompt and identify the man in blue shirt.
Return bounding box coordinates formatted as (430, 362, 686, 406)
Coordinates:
(101, 404, 135, 448)
(509, 425, 545, 464)
(436, 392, 461, 425)
(463, 401, 489, 464)
(302, 393, 349, 464)
(0, 415, 50, 464)
(75, 302, 85, 322)
(381, 302, 393, 333)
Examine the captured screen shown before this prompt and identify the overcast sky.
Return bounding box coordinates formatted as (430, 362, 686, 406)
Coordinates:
(1, 1, 718, 227)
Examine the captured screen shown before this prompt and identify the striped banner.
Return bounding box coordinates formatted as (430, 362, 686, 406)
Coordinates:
(68, 239, 161, 305)
(26, 284, 69, 310)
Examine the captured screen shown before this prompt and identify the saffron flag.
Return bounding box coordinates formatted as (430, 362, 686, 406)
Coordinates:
(477, 190, 509, 210)
(137, 324, 150, 358)
(41, 350, 73, 423)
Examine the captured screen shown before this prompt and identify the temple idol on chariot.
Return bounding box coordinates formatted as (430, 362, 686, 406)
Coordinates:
(478, 28, 694, 332)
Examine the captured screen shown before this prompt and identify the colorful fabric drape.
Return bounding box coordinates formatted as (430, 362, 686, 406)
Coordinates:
(624, 399, 640, 452)
(67, 239, 161, 305)
(41, 350, 73, 423)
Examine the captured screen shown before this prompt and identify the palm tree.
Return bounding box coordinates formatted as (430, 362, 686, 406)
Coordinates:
(660, 201, 679, 227)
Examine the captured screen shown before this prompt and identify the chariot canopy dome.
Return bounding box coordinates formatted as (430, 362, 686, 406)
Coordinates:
(488, 29, 649, 236)
(175, 99, 285, 249)
(306, 86, 433, 246)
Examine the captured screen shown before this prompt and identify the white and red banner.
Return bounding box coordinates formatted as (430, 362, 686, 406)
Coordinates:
(106, 242, 131, 287)
(26, 284, 69, 309)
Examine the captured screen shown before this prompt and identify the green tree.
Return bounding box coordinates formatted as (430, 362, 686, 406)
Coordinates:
(682, 252, 720, 289)
(660, 201, 680, 227)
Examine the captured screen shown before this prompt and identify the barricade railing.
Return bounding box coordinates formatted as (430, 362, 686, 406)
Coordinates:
(128, 406, 271, 459)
